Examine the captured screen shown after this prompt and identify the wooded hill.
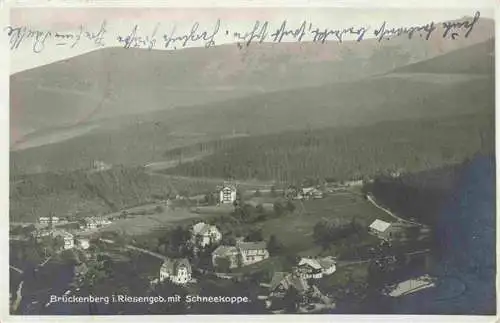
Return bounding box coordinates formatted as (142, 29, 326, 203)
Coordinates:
(162, 112, 494, 183)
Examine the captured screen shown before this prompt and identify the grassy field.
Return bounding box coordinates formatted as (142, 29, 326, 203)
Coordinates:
(93, 209, 209, 236)
(253, 192, 395, 255)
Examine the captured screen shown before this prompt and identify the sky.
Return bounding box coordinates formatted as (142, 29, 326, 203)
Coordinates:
(5, 7, 495, 74)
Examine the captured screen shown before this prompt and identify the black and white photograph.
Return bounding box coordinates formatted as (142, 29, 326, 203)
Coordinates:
(5, 3, 496, 317)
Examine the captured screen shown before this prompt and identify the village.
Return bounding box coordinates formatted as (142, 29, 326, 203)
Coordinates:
(10, 179, 434, 314)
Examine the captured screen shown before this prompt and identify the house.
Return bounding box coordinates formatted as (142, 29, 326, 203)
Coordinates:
(212, 245, 240, 270)
(32, 229, 52, 239)
(236, 241, 270, 266)
(211, 240, 270, 270)
(91, 160, 111, 172)
(52, 230, 74, 250)
(83, 217, 111, 229)
(77, 238, 90, 250)
(369, 219, 416, 241)
(269, 272, 310, 299)
(159, 258, 192, 285)
(344, 179, 364, 187)
(84, 218, 98, 229)
(301, 187, 323, 200)
(218, 184, 237, 205)
(95, 217, 112, 226)
(296, 256, 337, 279)
(285, 186, 301, 199)
(368, 219, 392, 240)
(39, 216, 59, 225)
(191, 222, 222, 247)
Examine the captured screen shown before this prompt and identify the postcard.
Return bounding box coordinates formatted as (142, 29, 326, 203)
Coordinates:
(3, 1, 497, 321)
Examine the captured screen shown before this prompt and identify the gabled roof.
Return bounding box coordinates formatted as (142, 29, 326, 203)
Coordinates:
(369, 219, 392, 233)
(218, 183, 237, 191)
(298, 258, 322, 270)
(237, 241, 267, 251)
(192, 222, 210, 235)
(269, 272, 309, 293)
(317, 256, 336, 269)
(212, 245, 239, 257)
(269, 272, 288, 290)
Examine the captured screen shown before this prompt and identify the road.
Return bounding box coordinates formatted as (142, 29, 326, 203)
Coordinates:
(99, 238, 167, 261)
(366, 194, 423, 227)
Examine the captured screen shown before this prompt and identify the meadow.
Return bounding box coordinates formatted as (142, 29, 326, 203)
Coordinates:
(253, 192, 395, 255)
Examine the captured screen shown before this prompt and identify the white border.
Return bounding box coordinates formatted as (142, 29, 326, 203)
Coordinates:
(1, 1, 498, 323)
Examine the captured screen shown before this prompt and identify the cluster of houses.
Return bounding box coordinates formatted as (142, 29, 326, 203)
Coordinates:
(212, 239, 270, 269)
(152, 218, 340, 300)
(81, 217, 112, 230)
(153, 221, 271, 285)
(32, 228, 90, 251)
(39, 216, 60, 225)
(259, 256, 337, 310)
(285, 186, 324, 200)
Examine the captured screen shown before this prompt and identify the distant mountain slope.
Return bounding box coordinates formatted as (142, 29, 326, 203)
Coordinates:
(393, 38, 494, 74)
(10, 37, 495, 175)
(10, 17, 494, 144)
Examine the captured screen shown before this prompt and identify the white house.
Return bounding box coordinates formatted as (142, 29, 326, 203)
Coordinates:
(159, 258, 192, 285)
(83, 217, 111, 230)
(236, 241, 269, 266)
(52, 230, 74, 250)
(301, 187, 324, 200)
(296, 256, 336, 279)
(39, 216, 59, 225)
(218, 184, 237, 205)
(191, 222, 222, 247)
(77, 238, 90, 250)
(369, 219, 403, 241)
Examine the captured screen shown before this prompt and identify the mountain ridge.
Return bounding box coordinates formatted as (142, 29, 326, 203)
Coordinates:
(10, 16, 494, 143)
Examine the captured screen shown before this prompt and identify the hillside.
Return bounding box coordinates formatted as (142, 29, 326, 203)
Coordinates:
(11, 71, 494, 175)
(161, 112, 494, 182)
(9, 167, 217, 222)
(10, 17, 494, 145)
(393, 38, 494, 74)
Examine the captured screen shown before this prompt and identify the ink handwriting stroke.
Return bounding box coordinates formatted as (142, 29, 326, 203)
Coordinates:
(3, 11, 484, 54)
(4, 20, 108, 53)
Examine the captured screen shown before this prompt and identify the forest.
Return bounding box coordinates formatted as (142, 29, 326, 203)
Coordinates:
(162, 112, 494, 183)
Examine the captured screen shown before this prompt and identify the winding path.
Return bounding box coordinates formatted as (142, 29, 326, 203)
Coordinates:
(366, 194, 423, 226)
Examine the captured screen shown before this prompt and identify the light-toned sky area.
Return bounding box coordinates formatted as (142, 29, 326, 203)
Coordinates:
(5, 7, 495, 74)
